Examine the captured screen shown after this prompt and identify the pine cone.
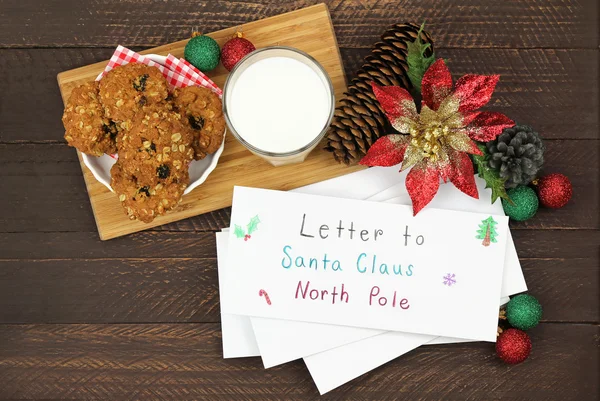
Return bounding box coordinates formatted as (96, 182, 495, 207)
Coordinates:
(325, 23, 434, 165)
(486, 124, 545, 188)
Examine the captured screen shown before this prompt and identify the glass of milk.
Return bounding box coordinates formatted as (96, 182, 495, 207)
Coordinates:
(223, 47, 335, 166)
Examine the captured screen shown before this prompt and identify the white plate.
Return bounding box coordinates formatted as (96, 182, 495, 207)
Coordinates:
(82, 54, 225, 195)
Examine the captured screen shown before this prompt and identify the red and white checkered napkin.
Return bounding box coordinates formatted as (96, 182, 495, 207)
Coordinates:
(165, 55, 223, 98)
(96, 45, 166, 80)
(96, 45, 222, 96)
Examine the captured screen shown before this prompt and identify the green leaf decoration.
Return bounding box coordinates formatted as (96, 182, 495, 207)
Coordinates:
(472, 143, 512, 205)
(406, 22, 436, 94)
(247, 215, 261, 235)
(234, 224, 246, 239)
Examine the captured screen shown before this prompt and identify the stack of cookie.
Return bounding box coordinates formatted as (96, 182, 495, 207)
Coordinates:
(62, 62, 225, 223)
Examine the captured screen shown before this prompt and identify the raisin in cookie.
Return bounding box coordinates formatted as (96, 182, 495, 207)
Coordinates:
(62, 81, 118, 156)
(111, 160, 189, 223)
(99, 63, 169, 125)
(117, 105, 195, 187)
(172, 86, 225, 160)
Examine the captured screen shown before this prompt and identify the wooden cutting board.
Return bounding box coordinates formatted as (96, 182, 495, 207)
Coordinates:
(57, 3, 363, 240)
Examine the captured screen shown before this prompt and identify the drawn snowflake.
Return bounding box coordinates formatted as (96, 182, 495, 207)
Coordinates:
(443, 273, 456, 286)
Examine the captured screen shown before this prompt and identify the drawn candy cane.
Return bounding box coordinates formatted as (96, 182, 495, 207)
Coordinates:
(258, 289, 271, 305)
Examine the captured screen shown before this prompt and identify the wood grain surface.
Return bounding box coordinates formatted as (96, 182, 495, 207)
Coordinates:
(0, 323, 596, 400)
(0, 0, 598, 400)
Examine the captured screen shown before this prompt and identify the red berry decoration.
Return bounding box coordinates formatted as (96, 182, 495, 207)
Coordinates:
(536, 173, 572, 208)
(496, 328, 531, 364)
(221, 32, 256, 71)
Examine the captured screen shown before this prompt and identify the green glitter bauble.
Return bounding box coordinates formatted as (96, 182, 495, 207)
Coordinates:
(184, 35, 220, 72)
(506, 294, 543, 330)
(502, 185, 538, 221)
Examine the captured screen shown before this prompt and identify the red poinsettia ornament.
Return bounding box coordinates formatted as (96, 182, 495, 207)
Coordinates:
(360, 59, 514, 214)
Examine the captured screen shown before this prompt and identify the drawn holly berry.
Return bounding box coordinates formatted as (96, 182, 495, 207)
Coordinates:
(476, 216, 498, 246)
(235, 215, 260, 240)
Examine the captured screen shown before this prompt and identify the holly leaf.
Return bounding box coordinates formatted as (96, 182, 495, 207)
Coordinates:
(247, 215, 261, 235)
(407, 22, 436, 94)
(472, 144, 512, 205)
(234, 224, 246, 238)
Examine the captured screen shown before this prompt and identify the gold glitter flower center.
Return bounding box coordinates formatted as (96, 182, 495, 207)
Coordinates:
(397, 96, 473, 172)
(408, 118, 450, 162)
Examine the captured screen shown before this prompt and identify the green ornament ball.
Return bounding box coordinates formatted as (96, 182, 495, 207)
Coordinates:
(506, 294, 543, 330)
(502, 185, 538, 221)
(184, 35, 220, 72)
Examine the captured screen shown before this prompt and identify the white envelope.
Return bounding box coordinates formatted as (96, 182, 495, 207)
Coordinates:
(216, 167, 526, 393)
(249, 172, 525, 368)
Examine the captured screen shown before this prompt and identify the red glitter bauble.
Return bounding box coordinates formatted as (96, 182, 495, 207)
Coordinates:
(496, 328, 531, 364)
(221, 34, 256, 71)
(537, 173, 572, 208)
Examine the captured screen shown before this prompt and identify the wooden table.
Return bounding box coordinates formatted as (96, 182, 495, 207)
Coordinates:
(0, 1, 598, 399)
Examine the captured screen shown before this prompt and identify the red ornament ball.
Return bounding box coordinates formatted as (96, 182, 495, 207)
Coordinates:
(496, 328, 531, 364)
(537, 173, 572, 208)
(221, 34, 256, 71)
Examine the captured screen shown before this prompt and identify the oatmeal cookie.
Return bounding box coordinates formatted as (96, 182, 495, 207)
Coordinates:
(111, 160, 189, 223)
(111, 105, 193, 223)
(99, 63, 169, 124)
(172, 86, 225, 160)
(62, 81, 118, 156)
(117, 106, 195, 187)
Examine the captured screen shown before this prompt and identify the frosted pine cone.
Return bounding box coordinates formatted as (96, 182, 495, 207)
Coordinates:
(486, 124, 544, 188)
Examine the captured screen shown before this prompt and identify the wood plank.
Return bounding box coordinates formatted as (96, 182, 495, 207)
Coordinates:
(0, 255, 596, 324)
(0, 259, 220, 324)
(511, 230, 600, 259)
(55, 4, 363, 240)
(521, 258, 598, 323)
(2, 48, 597, 143)
(1, 140, 595, 233)
(0, 323, 596, 400)
(0, 232, 217, 259)
(0, 0, 597, 49)
(0, 48, 116, 143)
(1, 230, 597, 260)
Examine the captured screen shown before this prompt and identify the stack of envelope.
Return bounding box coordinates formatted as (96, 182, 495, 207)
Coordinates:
(215, 166, 526, 394)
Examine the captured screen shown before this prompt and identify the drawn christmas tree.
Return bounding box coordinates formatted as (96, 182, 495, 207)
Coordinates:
(476, 216, 498, 247)
(234, 215, 261, 241)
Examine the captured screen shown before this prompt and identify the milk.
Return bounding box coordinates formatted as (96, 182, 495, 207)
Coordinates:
(224, 48, 334, 165)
